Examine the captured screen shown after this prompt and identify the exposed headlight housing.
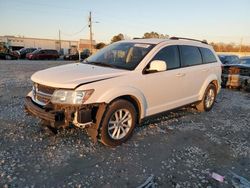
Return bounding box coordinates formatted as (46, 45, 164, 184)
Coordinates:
(51, 89, 94, 105)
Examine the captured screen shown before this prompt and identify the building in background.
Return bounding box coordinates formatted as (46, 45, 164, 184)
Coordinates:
(0, 35, 95, 55)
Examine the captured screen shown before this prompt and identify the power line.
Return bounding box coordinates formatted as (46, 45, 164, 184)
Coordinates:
(60, 25, 88, 36)
(6, 0, 89, 13)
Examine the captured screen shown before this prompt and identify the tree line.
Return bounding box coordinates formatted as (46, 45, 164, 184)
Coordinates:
(95, 32, 168, 49)
(95, 32, 250, 52)
(210, 42, 250, 52)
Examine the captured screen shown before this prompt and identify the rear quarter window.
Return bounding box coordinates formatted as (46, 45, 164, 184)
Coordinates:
(199, 47, 217, 63)
(180, 45, 202, 67)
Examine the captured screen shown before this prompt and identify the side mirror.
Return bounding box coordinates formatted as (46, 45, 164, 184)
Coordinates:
(147, 60, 167, 73)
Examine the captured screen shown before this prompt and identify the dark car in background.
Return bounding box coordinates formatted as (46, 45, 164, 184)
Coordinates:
(221, 57, 250, 91)
(27, 49, 59, 60)
(17, 48, 37, 59)
(0, 52, 18, 60)
(64, 49, 90, 61)
(218, 54, 240, 65)
(240, 56, 250, 65)
(0, 45, 19, 60)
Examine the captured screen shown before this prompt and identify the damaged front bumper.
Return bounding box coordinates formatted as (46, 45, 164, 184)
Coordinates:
(25, 97, 65, 126)
(24, 96, 107, 142)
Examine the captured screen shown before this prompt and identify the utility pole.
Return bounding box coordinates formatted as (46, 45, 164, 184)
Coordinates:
(78, 41, 81, 61)
(88, 11, 93, 54)
(59, 29, 61, 54)
(239, 37, 243, 53)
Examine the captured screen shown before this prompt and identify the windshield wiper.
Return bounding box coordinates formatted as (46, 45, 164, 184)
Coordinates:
(84, 60, 130, 70)
(86, 61, 117, 68)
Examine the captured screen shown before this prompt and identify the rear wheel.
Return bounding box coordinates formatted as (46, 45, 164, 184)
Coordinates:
(5, 55, 12, 60)
(196, 83, 217, 112)
(100, 99, 137, 147)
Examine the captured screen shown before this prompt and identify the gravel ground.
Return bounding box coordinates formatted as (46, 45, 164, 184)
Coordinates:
(0, 60, 249, 188)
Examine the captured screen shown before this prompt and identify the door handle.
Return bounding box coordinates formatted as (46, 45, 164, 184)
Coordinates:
(176, 73, 186, 77)
(202, 69, 209, 72)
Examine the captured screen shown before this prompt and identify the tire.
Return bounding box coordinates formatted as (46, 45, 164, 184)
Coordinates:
(5, 55, 12, 60)
(39, 120, 58, 134)
(100, 99, 137, 147)
(196, 83, 217, 112)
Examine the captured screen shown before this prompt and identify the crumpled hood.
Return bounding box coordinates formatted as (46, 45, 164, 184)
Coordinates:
(31, 63, 128, 88)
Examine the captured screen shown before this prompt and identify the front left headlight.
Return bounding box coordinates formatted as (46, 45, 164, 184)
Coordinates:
(51, 89, 94, 105)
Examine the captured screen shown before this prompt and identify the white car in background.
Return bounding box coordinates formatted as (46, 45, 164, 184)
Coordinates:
(25, 37, 221, 146)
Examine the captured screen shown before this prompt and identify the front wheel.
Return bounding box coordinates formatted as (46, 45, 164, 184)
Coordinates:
(196, 83, 217, 112)
(100, 99, 137, 147)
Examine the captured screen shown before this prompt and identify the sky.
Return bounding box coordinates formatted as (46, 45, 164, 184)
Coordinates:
(0, 0, 250, 44)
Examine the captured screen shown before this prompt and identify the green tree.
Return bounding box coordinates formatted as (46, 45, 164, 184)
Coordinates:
(143, 32, 169, 39)
(111, 33, 125, 43)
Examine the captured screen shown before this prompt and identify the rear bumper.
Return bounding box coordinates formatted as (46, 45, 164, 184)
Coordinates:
(24, 97, 65, 126)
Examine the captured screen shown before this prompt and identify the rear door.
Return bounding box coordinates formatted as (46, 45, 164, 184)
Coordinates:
(39, 50, 46, 59)
(178, 45, 214, 103)
(46, 50, 52, 59)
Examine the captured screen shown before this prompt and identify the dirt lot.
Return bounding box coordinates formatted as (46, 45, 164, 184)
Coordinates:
(0, 60, 249, 188)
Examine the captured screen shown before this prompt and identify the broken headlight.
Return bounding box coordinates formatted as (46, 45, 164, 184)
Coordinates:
(51, 89, 94, 105)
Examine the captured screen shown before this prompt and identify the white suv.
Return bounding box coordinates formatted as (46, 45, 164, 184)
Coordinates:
(25, 37, 221, 146)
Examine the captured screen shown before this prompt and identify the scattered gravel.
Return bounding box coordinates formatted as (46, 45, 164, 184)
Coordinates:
(0, 60, 249, 187)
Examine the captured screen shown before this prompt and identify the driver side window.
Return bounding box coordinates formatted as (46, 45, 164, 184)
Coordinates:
(152, 45, 180, 70)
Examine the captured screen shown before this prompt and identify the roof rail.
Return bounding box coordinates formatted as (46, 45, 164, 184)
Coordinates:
(170, 37, 208, 44)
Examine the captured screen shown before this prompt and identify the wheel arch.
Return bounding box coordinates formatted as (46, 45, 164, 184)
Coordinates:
(198, 75, 220, 101)
(109, 95, 142, 124)
(96, 87, 148, 122)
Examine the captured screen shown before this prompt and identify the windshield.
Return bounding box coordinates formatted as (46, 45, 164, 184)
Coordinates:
(32, 49, 40, 54)
(19, 48, 26, 53)
(219, 55, 239, 64)
(240, 58, 250, 65)
(218, 56, 225, 62)
(85, 42, 154, 70)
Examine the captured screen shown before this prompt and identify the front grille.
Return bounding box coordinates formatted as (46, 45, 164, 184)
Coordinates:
(228, 67, 240, 74)
(33, 83, 56, 105)
(223, 66, 250, 77)
(37, 84, 56, 95)
(240, 68, 250, 77)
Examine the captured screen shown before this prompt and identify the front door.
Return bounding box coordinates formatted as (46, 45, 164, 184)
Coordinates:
(139, 45, 186, 116)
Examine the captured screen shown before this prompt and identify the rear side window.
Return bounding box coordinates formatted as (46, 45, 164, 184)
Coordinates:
(199, 47, 217, 63)
(152, 45, 180, 70)
(52, 50, 58, 54)
(180, 45, 202, 67)
(47, 50, 57, 54)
